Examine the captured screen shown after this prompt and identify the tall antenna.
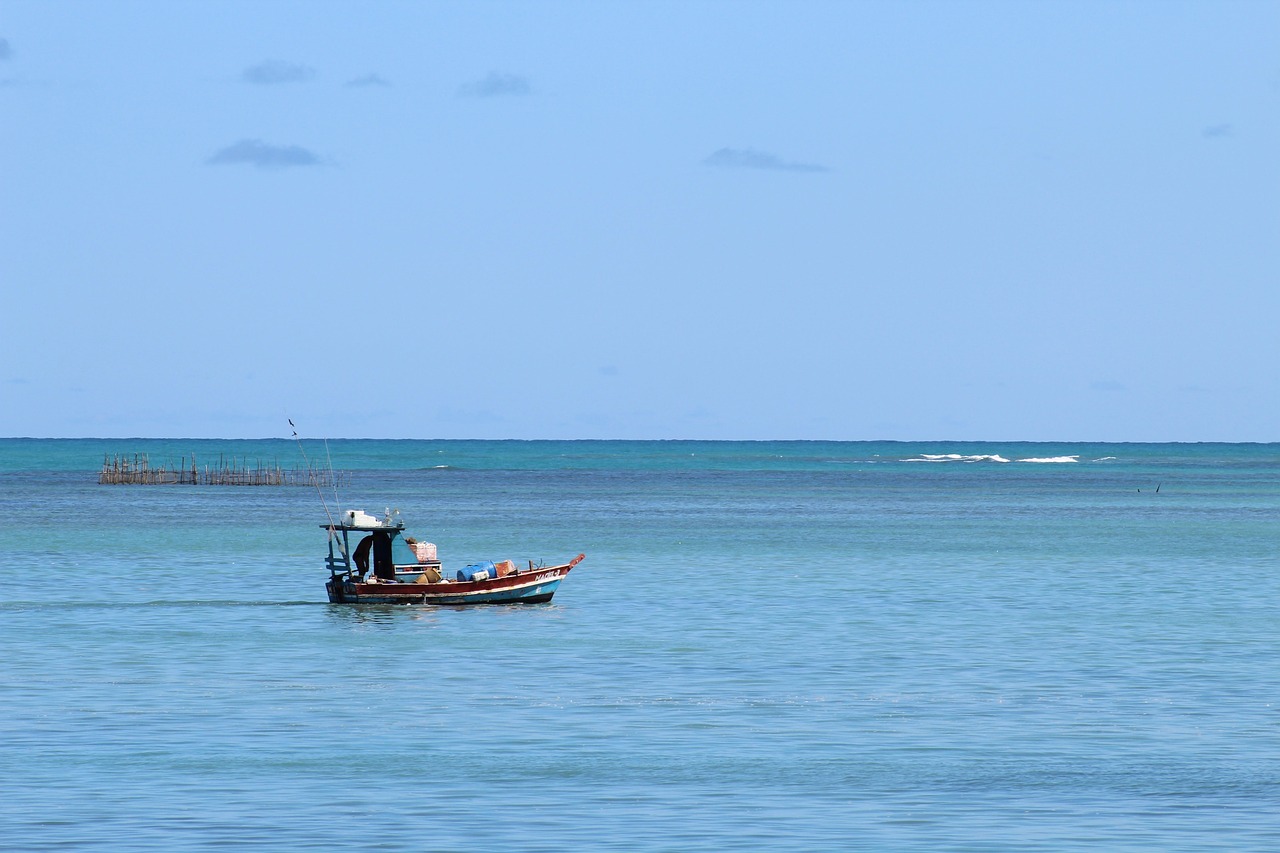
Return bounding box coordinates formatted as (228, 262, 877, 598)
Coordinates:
(290, 419, 339, 531)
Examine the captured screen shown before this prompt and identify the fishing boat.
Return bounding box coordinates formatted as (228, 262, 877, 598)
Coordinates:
(322, 508, 584, 605)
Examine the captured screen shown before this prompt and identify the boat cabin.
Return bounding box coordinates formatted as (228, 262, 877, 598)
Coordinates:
(323, 509, 443, 584)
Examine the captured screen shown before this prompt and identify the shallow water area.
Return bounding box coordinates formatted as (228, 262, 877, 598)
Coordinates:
(1, 440, 1279, 850)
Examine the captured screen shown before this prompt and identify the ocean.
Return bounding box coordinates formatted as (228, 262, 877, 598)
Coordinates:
(1, 439, 1277, 851)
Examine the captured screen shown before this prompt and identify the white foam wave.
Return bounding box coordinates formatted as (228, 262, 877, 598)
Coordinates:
(1016, 456, 1079, 464)
(904, 454, 1011, 463)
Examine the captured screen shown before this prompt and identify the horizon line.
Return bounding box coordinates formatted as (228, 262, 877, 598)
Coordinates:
(2, 436, 1276, 445)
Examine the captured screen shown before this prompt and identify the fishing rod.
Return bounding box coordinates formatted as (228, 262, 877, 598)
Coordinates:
(323, 436, 341, 519)
(290, 419, 341, 537)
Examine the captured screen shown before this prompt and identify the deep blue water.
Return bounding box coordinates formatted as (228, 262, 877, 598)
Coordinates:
(1, 440, 1278, 850)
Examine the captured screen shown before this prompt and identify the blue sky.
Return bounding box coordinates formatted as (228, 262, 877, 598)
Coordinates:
(2, 1, 1277, 440)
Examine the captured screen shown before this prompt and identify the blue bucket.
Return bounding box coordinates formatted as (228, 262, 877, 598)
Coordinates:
(457, 561, 496, 582)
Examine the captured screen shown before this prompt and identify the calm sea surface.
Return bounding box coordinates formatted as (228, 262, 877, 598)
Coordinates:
(1, 439, 1278, 851)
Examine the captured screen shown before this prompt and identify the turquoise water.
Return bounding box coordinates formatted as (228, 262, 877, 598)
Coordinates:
(1, 440, 1278, 850)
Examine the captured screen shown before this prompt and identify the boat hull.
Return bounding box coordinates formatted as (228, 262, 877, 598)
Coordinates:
(326, 560, 577, 605)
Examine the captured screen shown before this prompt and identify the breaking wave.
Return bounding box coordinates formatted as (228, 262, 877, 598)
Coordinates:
(902, 453, 1084, 465)
(904, 454, 1011, 463)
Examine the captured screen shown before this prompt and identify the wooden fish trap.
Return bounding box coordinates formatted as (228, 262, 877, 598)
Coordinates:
(99, 452, 348, 487)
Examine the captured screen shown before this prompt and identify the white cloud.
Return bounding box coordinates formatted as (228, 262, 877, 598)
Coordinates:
(345, 73, 391, 88)
(458, 72, 531, 98)
(243, 60, 315, 85)
(206, 139, 321, 169)
(703, 147, 828, 173)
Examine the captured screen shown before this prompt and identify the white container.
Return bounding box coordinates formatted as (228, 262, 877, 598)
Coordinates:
(344, 509, 380, 528)
(412, 542, 438, 562)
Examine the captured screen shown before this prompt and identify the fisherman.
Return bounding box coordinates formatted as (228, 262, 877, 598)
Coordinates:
(352, 531, 396, 581)
(370, 531, 395, 581)
(353, 534, 373, 576)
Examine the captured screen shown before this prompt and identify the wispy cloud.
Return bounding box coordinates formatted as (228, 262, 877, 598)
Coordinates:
(458, 72, 531, 98)
(206, 139, 321, 170)
(1202, 123, 1233, 139)
(243, 60, 315, 85)
(704, 147, 829, 173)
(345, 73, 391, 88)
(0, 38, 12, 61)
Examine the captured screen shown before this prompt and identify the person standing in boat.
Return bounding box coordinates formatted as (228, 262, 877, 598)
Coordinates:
(353, 531, 395, 581)
(353, 534, 373, 577)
